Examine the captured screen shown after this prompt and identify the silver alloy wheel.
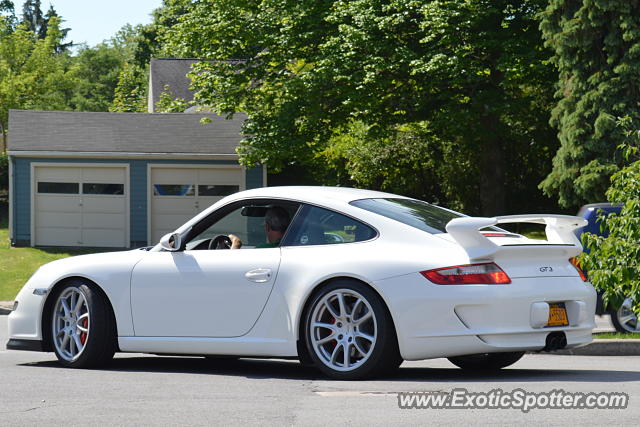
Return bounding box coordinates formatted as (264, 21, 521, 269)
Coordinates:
(309, 289, 377, 372)
(52, 287, 90, 361)
(615, 298, 640, 333)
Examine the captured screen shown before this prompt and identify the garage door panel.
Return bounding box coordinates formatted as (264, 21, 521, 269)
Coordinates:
(82, 196, 126, 214)
(34, 166, 128, 248)
(36, 167, 82, 182)
(82, 229, 126, 247)
(151, 168, 197, 184)
(152, 198, 195, 214)
(82, 168, 125, 183)
(150, 166, 245, 245)
(153, 213, 194, 231)
(35, 227, 81, 247)
(35, 195, 82, 213)
(197, 168, 242, 184)
(196, 196, 224, 213)
(35, 212, 82, 228)
(82, 212, 127, 229)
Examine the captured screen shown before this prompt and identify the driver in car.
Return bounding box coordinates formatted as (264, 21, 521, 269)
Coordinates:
(229, 206, 291, 249)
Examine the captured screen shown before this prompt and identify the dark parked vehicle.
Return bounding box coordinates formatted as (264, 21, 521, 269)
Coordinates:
(576, 203, 638, 333)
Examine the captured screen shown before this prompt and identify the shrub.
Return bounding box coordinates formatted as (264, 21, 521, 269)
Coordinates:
(581, 118, 640, 314)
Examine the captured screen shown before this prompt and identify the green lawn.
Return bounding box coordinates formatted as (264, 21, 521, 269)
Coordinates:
(593, 332, 640, 339)
(0, 203, 97, 300)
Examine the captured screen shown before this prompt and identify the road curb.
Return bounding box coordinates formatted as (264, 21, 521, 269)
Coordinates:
(550, 339, 640, 356)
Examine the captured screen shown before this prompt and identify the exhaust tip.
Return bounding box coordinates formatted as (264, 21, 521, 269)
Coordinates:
(543, 331, 567, 352)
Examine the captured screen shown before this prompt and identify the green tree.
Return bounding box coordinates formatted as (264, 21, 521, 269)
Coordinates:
(0, 16, 75, 151)
(21, 0, 71, 51)
(1, 0, 15, 19)
(155, 84, 190, 113)
(322, 121, 476, 210)
(69, 43, 128, 111)
(166, 0, 558, 215)
(69, 26, 142, 112)
(109, 63, 147, 112)
(20, 0, 41, 34)
(132, 0, 191, 69)
(581, 117, 640, 315)
(539, 0, 640, 208)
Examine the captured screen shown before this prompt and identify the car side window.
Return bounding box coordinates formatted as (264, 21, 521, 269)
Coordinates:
(184, 200, 300, 250)
(282, 204, 376, 246)
(185, 205, 262, 250)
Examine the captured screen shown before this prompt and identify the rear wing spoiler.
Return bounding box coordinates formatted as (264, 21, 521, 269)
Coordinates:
(445, 214, 588, 261)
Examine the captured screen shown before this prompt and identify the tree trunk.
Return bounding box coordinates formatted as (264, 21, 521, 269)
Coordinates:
(478, 115, 505, 216)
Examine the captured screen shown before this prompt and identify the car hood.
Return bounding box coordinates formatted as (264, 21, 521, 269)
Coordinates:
(26, 249, 149, 290)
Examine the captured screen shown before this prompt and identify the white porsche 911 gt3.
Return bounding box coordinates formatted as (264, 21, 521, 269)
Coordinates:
(7, 186, 596, 379)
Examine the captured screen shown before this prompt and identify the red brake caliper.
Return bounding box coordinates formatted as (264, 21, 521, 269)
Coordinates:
(80, 317, 88, 345)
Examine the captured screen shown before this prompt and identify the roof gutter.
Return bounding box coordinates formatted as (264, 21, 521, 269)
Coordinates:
(7, 151, 239, 161)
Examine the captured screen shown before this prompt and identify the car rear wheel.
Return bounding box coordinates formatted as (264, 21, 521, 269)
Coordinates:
(51, 280, 116, 368)
(609, 298, 640, 333)
(303, 280, 401, 380)
(447, 352, 525, 371)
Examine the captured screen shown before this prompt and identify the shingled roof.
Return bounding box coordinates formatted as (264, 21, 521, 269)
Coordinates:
(8, 110, 246, 156)
(148, 58, 200, 113)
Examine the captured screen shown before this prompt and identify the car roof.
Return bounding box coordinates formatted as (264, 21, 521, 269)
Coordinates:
(225, 186, 410, 205)
(173, 186, 417, 238)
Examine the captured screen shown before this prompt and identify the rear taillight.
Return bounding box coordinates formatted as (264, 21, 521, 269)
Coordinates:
(420, 262, 511, 285)
(569, 257, 588, 281)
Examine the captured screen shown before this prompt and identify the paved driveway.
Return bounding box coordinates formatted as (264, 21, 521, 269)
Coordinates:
(1, 315, 637, 426)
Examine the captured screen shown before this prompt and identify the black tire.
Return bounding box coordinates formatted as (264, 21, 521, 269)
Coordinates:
(50, 280, 116, 368)
(447, 352, 525, 371)
(302, 280, 401, 380)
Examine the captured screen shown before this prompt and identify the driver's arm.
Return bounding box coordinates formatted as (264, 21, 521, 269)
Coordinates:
(229, 234, 242, 249)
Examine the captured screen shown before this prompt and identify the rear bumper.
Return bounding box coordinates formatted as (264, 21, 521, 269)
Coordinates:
(6, 339, 44, 352)
(374, 273, 597, 360)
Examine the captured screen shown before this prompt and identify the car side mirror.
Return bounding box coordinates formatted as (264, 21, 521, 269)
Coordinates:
(159, 232, 182, 252)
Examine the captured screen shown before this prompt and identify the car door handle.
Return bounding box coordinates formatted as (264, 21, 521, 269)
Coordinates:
(245, 268, 272, 283)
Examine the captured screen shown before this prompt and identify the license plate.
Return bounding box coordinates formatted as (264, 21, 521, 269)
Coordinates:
(547, 303, 569, 327)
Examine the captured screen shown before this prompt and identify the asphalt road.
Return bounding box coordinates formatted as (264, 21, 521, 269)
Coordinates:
(1, 315, 638, 426)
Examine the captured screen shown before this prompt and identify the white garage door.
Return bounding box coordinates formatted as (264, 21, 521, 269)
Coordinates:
(34, 165, 128, 247)
(150, 166, 243, 244)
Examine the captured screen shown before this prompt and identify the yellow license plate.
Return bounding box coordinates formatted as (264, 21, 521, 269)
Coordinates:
(547, 303, 569, 327)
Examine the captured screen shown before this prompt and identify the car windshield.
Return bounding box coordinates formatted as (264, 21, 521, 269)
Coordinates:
(350, 198, 464, 234)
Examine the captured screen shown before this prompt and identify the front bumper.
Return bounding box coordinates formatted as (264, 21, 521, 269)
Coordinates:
(374, 273, 597, 360)
(6, 339, 44, 352)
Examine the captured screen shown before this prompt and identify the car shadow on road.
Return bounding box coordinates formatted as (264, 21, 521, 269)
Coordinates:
(20, 356, 640, 383)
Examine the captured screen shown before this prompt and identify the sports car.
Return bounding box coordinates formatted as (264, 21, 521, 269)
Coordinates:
(6, 186, 597, 379)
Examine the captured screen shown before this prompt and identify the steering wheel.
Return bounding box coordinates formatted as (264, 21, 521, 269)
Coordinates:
(208, 234, 232, 250)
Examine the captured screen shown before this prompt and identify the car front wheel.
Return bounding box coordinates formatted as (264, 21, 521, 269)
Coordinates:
(50, 280, 116, 368)
(303, 280, 401, 380)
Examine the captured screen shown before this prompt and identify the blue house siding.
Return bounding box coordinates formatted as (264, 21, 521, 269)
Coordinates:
(129, 160, 148, 245)
(246, 165, 264, 190)
(11, 157, 262, 247)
